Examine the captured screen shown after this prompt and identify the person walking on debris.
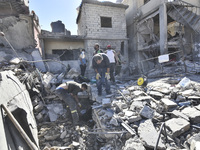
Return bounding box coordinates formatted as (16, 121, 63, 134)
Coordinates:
(55, 81, 88, 125)
(93, 43, 103, 55)
(105, 45, 118, 83)
(92, 53, 111, 96)
(79, 49, 87, 76)
(115, 50, 123, 76)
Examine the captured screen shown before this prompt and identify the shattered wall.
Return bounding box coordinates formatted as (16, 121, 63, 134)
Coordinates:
(0, 15, 36, 50)
(124, 0, 200, 73)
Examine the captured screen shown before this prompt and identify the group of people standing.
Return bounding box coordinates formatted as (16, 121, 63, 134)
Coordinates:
(92, 43, 121, 96)
(55, 43, 122, 125)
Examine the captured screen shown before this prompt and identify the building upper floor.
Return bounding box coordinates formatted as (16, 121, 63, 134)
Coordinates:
(76, 0, 128, 39)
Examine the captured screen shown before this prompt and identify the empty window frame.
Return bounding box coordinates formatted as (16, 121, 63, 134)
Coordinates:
(101, 17, 112, 28)
(52, 49, 80, 61)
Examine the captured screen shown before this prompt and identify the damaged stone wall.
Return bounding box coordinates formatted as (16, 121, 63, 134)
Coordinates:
(77, 0, 129, 77)
(0, 15, 36, 50)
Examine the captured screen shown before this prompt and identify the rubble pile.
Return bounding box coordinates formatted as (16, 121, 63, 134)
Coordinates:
(91, 76, 200, 150)
(1, 58, 200, 150)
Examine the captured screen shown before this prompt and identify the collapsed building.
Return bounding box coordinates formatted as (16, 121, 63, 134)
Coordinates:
(0, 0, 200, 150)
(123, 0, 200, 74)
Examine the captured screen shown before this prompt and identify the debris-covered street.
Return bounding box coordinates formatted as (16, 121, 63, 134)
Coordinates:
(1, 0, 200, 150)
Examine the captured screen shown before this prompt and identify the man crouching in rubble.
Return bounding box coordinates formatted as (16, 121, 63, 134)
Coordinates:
(55, 81, 88, 125)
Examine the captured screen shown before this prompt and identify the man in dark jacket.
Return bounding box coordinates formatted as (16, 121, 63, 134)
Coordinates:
(55, 81, 88, 125)
(92, 53, 111, 96)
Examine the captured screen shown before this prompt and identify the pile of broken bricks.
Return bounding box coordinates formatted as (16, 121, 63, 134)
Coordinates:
(91, 76, 200, 150)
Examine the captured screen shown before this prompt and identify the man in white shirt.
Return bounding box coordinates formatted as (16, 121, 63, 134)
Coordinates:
(105, 45, 118, 83)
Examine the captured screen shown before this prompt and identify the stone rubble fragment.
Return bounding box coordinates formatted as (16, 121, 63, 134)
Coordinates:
(165, 118, 190, 138)
(138, 119, 165, 149)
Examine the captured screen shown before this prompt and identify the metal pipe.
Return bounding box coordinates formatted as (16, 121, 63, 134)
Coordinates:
(154, 122, 165, 150)
(1, 104, 38, 150)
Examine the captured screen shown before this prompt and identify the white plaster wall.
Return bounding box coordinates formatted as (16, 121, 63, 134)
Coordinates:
(78, 3, 127, 39)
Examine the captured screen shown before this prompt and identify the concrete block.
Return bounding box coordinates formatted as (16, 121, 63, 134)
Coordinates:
(181, 107, 200, 123)
(123, 138, 146, 150)
(139, 105, 154, 119)
(134, 96, 152, 101)
(124, 110, 134, 117)
(181, 89, 195, 97)
(165, 118, 190, 138)
(161, 98, 177, 110)
(138, 119, 165, 149)
(148, 90, 164, 99)
(171, 110, 189, 121)
(128, 115, 142, 123)
(34, 101, 44, 113)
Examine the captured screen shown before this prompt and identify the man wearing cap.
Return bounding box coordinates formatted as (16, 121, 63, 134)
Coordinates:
(93, 43, 103, 55)
(55, 81, 88, 125)
(92, 53, 111, 96)
(105, 45, 118, 83)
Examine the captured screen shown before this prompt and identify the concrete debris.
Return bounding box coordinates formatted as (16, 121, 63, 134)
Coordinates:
(122, 138, 146, 150)
(165, 118, 190, 138)
(1, 54, 200, 150)
(181, 107, 200, 123)
(139, 105, 155, 119)
(138, 119, 165, 149)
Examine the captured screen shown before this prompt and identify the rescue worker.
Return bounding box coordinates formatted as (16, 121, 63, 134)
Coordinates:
(105, 45, 118, 83)
(93, 43, 103, 55)
(55, 81, 88, 125)
(92, 53, 111, 96)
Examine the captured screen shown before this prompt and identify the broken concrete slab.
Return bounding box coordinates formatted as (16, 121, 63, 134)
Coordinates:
(47, 103, 64, 122)
(122, 138, 146, 150)
(161, 98, 177, 110)
(171, 110, 189, 121)
(138, 119, 165, 149)
(181, 107, 200, 123)
(133, 96, 152, 101)
(181, 89, 195, 97)
(127, 115, 142, 123)
(148, 90, 164, 99)
(188, 134, 200, 150)
(165, 118, 190, 138)
(139, 105, 155, 119)
(31, 50, 46, 72)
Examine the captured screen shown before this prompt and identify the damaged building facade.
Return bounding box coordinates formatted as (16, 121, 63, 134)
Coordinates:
(122, 0, 200, 73)
(39, 20, 85, 74)
(39, 0, 129, 77)
(76, 0, 129, 75)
